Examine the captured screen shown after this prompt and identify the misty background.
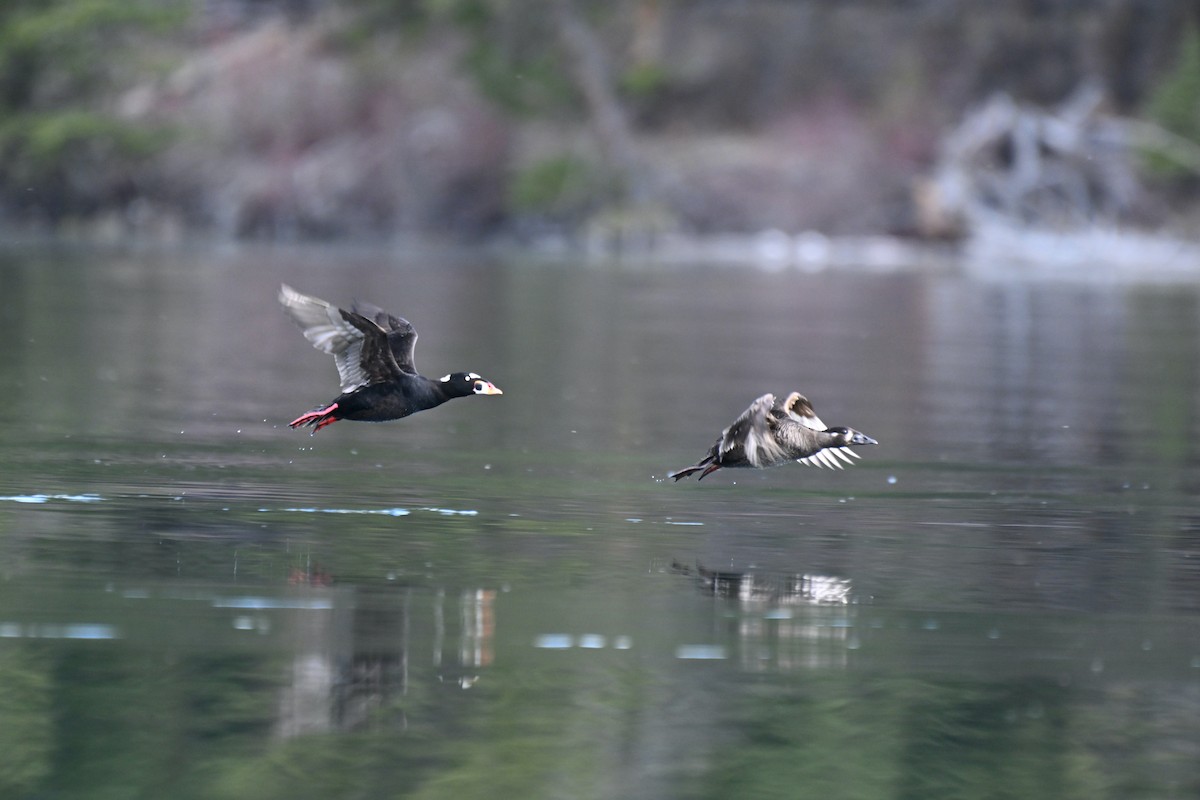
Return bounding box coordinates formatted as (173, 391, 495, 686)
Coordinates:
(3, 0, 1200, 263)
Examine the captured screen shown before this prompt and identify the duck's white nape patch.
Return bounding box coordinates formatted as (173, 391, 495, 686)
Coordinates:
(439, 374, 451, 382)
(468, 372, 481, 380)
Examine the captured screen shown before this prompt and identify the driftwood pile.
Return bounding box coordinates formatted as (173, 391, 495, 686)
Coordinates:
(915, 85, 1200, 239)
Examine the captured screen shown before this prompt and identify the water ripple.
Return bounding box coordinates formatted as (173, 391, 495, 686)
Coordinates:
(263, 505, 479, 517)
(0, 493, 104, 504)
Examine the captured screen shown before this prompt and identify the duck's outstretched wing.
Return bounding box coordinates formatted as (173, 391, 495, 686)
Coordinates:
(775, 392, 867, 469)
(669, 394, 772, 481)
(796, 448, 854, 469)
(774, 392, 827, 431)
(279, 284, 404, 392)
(722, 393, 791, 468)
(352, 299, 419, 376)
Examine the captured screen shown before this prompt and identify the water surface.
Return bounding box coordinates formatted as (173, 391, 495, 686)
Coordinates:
(0, 243, 1198, 798)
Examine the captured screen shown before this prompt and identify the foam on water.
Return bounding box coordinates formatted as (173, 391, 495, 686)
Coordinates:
(0, 493, 104, 504)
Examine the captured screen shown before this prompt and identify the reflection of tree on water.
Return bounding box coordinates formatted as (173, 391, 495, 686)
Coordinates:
(2, 579, 1198, 796)
(276, 586, 496, 737)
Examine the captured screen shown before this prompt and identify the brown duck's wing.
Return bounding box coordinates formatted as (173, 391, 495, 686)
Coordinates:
(775, 392, 828, 432)
(721, 393, 790, 467)
(352, 299, 419, 376)
(280, 284, 378, 393)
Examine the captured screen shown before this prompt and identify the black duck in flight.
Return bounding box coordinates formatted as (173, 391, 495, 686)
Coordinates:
(279, 284, 502, 432)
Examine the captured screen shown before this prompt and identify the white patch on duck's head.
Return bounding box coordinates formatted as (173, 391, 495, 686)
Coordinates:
(472, 377, 503, 395)
(440, 372, 500, 394)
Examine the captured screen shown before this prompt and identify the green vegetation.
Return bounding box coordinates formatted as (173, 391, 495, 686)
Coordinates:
(1142, 24, 1200, 177)
(2, 0, 1200, 238)
(1146, 25, 1200, 142)
(0, 648, 53, 796)
(509, 155, 603, 217)
(0, 0, 184, 220)
(343, 0, 579, 115)
(619, 62, 669, 99)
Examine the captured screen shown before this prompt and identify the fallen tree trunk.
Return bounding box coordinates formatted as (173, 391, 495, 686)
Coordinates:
(916, 84, 1199, 238)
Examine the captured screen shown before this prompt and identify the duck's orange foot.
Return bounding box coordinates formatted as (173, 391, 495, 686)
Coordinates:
(289, 403, 339, 431)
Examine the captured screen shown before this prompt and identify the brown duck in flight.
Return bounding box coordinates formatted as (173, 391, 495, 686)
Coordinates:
(669, 392, 877, 481)
(279, 284, 502, 432)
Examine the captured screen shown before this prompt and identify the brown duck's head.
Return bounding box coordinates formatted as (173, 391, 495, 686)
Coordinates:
(825, 426, 878, 447)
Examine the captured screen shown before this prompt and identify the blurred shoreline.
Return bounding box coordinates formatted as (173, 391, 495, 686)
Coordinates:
(3, 1, 1200, 271)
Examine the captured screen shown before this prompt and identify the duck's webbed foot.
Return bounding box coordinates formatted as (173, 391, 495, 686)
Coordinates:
(289, 402, 339, 432)
(668, 461, 720, 481)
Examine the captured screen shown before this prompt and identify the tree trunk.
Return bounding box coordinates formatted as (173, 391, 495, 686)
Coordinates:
(553, 0, 652, 205)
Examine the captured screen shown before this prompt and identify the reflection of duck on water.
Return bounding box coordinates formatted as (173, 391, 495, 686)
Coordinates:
(671, 562, 852, 605)
(279, 284, 502, 432)
(288, 564, 332, 587)
(669, 392, 877, 481)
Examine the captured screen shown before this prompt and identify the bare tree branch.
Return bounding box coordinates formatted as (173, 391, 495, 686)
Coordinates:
(552, 0, 652, 205)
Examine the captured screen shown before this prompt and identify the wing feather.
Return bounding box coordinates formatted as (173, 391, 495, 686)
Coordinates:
(831, 448, 857, 464)
(280, 284, 404, 393)
(720, 394, 790, 468)
(352, 299, 419, 375)
(777, 392, 828, 432)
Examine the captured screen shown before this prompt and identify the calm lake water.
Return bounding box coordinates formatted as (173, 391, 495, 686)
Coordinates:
(1, 242, 1199, 799)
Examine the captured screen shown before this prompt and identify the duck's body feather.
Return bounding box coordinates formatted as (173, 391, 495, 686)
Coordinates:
(669, 392, 876, 481)
(279, 285, 501, 432)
